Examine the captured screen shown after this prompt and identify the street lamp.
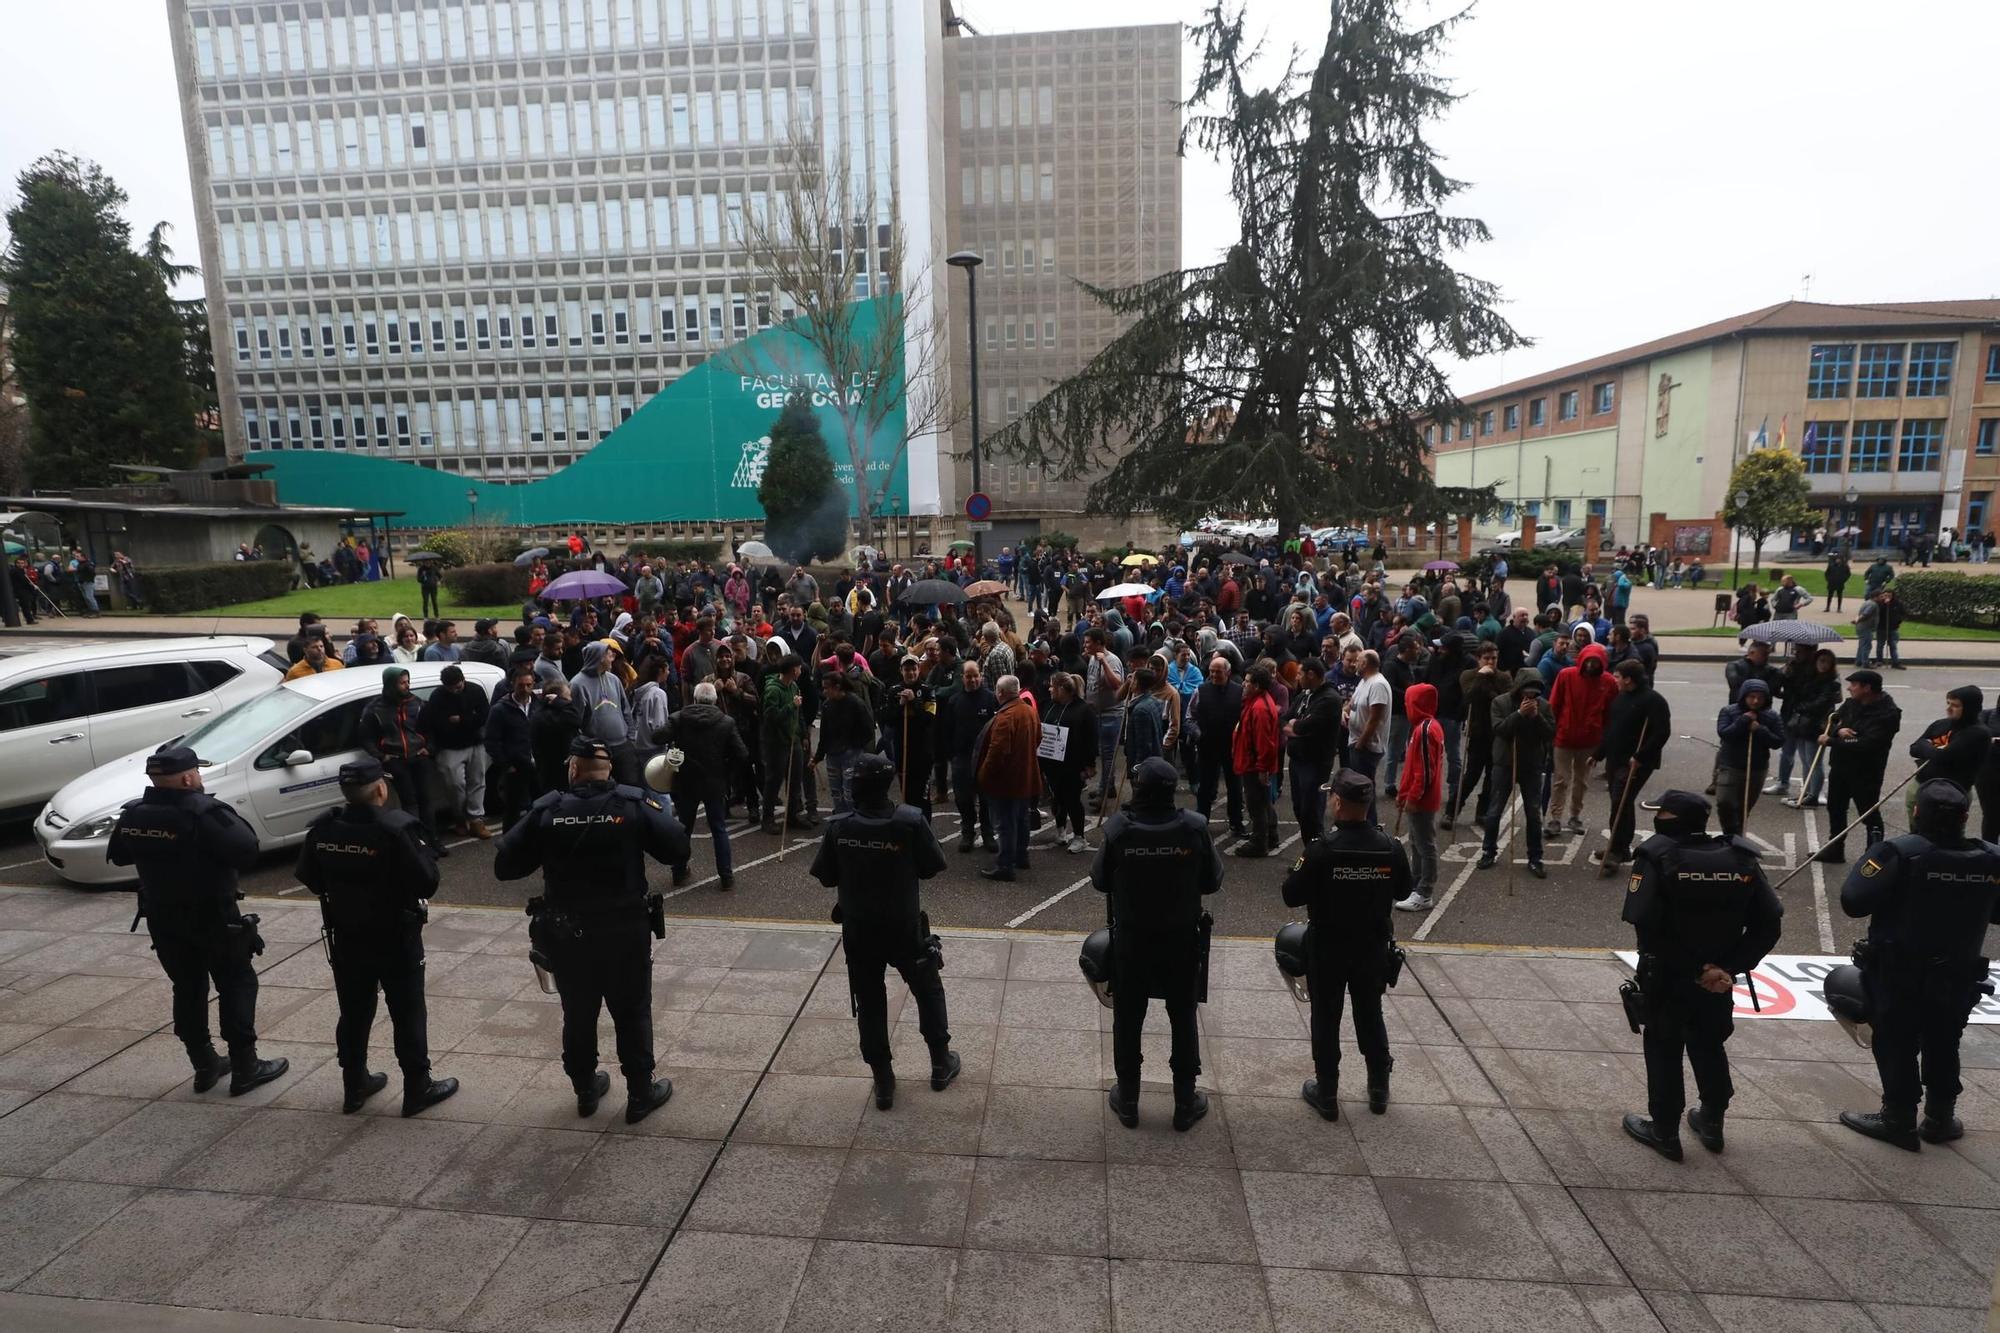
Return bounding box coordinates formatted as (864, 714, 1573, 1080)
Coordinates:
(947, 248, 984, 571)
(1731, 488, 1750, 590)
(1842, 485, 1860, 553)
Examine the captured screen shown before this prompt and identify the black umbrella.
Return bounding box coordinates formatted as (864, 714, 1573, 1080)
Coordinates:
(899, 578, 967, 606)
(405, 551, 445, 563)
(1739, 620, 1842, 645)
(1218, 551, 1254, 566)
(513, 546, 551, 567)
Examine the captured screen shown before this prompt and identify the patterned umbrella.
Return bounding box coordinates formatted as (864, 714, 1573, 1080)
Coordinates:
(1739, 620, 1842, 645)
(1423, 560, 1460, 573)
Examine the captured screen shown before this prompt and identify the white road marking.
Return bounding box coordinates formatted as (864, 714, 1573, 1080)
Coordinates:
(0, 857, 47, 872)
(667, 834, 827, 897)
(1006, 874, 1095, 929)
(279, 885, 310, 896)
(1803, 808, 1836, 952)
(1415, 804, 1513, 942)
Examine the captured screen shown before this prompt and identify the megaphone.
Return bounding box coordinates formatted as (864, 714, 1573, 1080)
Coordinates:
(644, 747, 685, 793)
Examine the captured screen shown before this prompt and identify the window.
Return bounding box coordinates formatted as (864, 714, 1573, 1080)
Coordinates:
(1554, 500, 1573, 527)
(1557, 390, 1579, 421)
(1503, 404, 1519, 431)
(1481, 410, 1495, 436)
(1856, 343, 1903, 398)
(1980, 420, 1998, 456)
(1987, 346, 2000, 383)
(1897, 419, 1944, 471)
(1970, 492, 1991, 534)
(1591, 381, 1614, 414)
(1423, 425, 1435, 445)
(1849, 420, 1893, 473)
(1905, 341, 1954, 397)
(1807, 343, 1854, 399)
(1529, 398, 1546, 427)
(92, 663, 200, 714)
(1801, 421, 1845, 474)
(0, 673, 92, 732)
(411, 122, 427, 150)
(1440, 421, 1454, 443)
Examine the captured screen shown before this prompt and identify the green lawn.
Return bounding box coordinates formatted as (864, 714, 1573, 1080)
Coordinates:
(1691, 559, 1986, 600)
(117, 576, 519, 622)
(1659, 622, 2000, 642)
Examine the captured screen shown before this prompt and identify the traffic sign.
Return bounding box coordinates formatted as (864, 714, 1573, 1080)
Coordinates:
(965, 492, 992, 521)
(966, 520, 993, 532)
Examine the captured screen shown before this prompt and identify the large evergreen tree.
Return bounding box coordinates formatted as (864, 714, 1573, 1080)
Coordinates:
(143, 222, 222, 458)
(0, 153, 197, 487)
(984, 1, 1525, 533)
(757, 394, 847, 563)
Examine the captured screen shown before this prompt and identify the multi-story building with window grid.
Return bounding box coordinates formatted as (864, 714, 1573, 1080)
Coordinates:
(164, 0, 946, 512)
(940, 17, 1182, 550)
(1426, 299, 2000, 554)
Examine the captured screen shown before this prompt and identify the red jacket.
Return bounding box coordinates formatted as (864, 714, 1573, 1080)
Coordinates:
(1396, 683, 1445, 813)
(1550, 643, 1617, 750)
(1232, 691, 1281, 776)
(976, 696, 1044, 799)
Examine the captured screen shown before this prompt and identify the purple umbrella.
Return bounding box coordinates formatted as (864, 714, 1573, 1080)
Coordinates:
(540, 569, 628, 601)
(1423, 560, 1460, 573)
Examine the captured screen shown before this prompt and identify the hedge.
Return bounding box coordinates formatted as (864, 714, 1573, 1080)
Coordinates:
(144, 561, 295, 614)
(1461, 548, 1581, 583)
(1887, 573, 2000, 628)
(416, 528, 516, 567)
(622, 540, 724, 564)
(443, 562, 531, 606)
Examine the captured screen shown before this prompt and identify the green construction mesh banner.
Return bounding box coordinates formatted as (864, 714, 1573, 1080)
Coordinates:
(246, 298, 907, 529)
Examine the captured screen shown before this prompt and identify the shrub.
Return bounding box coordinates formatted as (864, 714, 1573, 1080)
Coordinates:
(442, 562, 530, 606)
(1889, 572, 2000, 628)
(622, 540, 724, 564)
(417, 527, 515, 567)
(1037, 530, 1081, 550)
(143, 561, 294, 613)
(1462, 548, 1579, 583)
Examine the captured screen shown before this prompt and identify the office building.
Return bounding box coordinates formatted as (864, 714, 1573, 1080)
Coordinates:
(1428, 299, 2000, 553)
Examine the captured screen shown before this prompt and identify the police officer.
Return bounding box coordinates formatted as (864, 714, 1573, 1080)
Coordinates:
(295, 758, 459, 1117)
(1282, 769, 1407, 1119)
(1093, 756, 1222, 1131)
(808, 753, 961, 1110)
(1838, 780, 2000, 1149)
(1619, 790, 1782, 1160)
(108, 745, 287, 1096)
(495, 735, 689, 1123)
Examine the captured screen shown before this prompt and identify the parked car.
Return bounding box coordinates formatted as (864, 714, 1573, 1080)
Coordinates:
(35, 661, 505, 886)
(0, 637, 284, 821)
(1310, 526, 1371, 548)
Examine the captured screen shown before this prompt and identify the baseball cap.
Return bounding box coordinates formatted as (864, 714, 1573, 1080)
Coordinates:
(568, 736, 613, 761)
(338, 758, 386, 786)
(1323, 768, 1374, 802)
(145, 746, 209, 776)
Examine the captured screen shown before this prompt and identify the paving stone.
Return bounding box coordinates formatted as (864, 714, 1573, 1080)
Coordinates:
(988, 1024, 1101, 1087)
(1109, 1257, 1274, 1333)
(43, 1101, 249, 1186)
(1221, 1092, 1365, 1173)
(1377, 1178, 1562, 1281)
(853, 1075, 989, 1154)
(1005, 938, 1080, 982)
(1503, 1048, 1650, 1111)
(1100, 1087, 1235, 1166)
(1511, 1183, 1628, 1286)
(681, 1142, 844, 1237)
(732, 1072, 871, 1147)
(1576, 1285, 1669, 1333)
(1760, 1196, 1987, 1307)
(978, 1083, 1105, 1161)
(1570, 1188, 1834, 1297)
(821, 1148, 973, 1247)
(1553, 1110, 1747, 1194)
(771, 1015, 872, 1076)
(998, 977, 1104, 1031)
(947, 1249, 1108, 1332)
(655, 925, 754, 967)
(313, 1207, 530, 1327)
(0, 1178, 140, 1288)
(1466, 998, 1607, 1051)
(1107, 1163, 1259, 1264)
(0, 1091, 145, 1174)
(1204, 1034, 1316, 1097)
(1695, 1293, 1878, 1333)
(0, 1025, 147, 1092)
(21, 1187, 262, 1302)
(788, 1238, 959, 1332)
(938, 935, 1011, 978)
(927, 974, 1005, 1026)
(620, 1229, 812, 1333)
(65, 977, 173, 1030)
(166, 1197, 396, 1316)
(1416, 1277, 1600, 1333)
(664, 1011, 794, 1070)
(605, 1067, 759, 1140)
(416, 1123, 596, 1215)
(1460, 1106, 1557, 1183)
(1434, 954, 1561, 1000)
(1349, 1103, 1502, 1181)
(162, 1040, 331, 1109)
(1264, 1270, 1436, 1333)
(457, 1218, 666, 1333)
(1713, 1117, 1883, 1199)
(554, 1133, 716, 1226)
(290, 1114, 483, 1205)
(964, 1156, 1107, 1255)
(697, 967, 818, 1016)
(0, 972, 147, 1025)
(1806, 1120, 2000, 1207)
(1859, 1303, 1986, 1333)
(729, 929, 834, 971)
(1240, 1169, 1405, 1272)
(1912, 1202, 2000, 1276)
(651, 963, 728, 1011)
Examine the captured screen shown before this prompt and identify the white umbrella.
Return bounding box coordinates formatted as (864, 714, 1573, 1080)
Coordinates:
(1097, 582, 1158, 599)
(735, 539, 784, 567)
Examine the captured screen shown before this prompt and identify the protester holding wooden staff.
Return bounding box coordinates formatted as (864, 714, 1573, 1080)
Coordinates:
(1592, 660, 1671, 877)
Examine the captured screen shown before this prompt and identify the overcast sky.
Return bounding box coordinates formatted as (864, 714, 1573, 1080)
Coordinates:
(2, 0, 1995, 396)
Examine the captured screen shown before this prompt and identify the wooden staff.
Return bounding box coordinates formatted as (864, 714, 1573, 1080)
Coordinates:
(1505, 746, 1518, 898)
(1792, 707, 1838, 804)
(777, 734, 798, 861)
(1599, 719, 1649, 878)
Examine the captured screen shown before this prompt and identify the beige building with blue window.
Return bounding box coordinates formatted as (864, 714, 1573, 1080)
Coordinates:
(1430, 299, 2000, 552)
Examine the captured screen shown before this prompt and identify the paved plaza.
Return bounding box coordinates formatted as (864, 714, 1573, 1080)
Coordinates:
(0, 885, 1995, 1332)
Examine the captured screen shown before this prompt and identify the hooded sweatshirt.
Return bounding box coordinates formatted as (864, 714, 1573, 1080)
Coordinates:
(1489, 668, 1556, 768)
(1397, 683, 1445, 814)
(569, 642, 632, 746)
(1549, 643, 1616, 751)
(1911, 685, 1990, 790)
(1715, 678, 1782, 772)
(360, 667, 430, 761)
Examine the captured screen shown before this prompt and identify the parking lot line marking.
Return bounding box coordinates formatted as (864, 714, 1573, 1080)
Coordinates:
(1007, 874, 1094, 929)
(0, 857, 46, 872)
(1414, 805, 1512, 943)
(279, 885, 309, 896)
(667, 833, 826, 897)
(1803, 809, 1836, 953)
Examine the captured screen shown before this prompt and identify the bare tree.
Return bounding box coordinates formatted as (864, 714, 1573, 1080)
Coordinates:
(734, 131, 957, 549)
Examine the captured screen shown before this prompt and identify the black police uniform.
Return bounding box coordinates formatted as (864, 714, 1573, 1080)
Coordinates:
(807, 757, 958, 1107)
(494, 739, 689, 1119)
(107, 747, 286, 1094)
(1092, 759, 1223, 1130)
(1281, 778, 1409, 1116)
(295, 759, 456, 1115)
(1620, 791, 1782, 1158)
(1838, 781, 2000, 1147)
